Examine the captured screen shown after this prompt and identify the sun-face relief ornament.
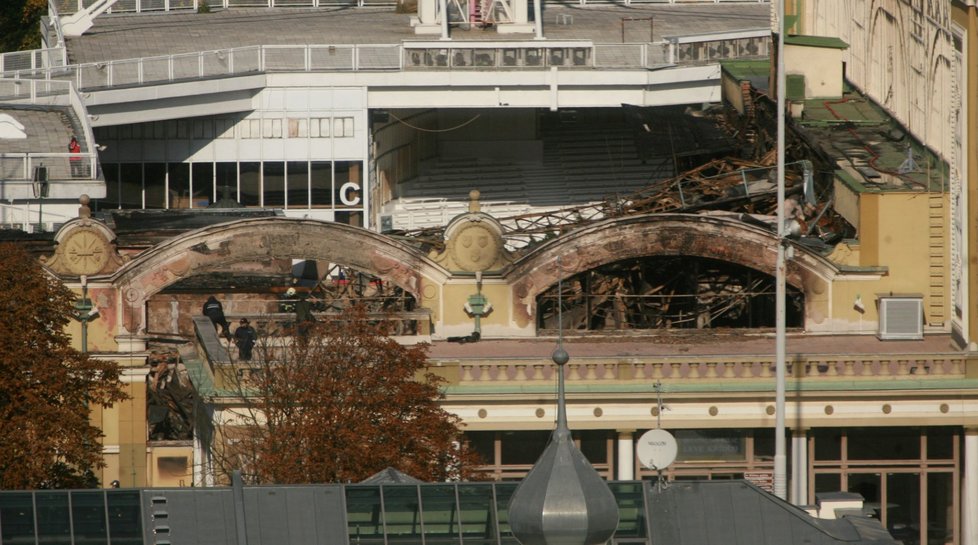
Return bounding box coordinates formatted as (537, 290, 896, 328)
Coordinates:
(452, 222, 500, 272)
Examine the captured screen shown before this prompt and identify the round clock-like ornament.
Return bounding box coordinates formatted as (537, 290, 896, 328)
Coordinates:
(63, 228, 110, 275)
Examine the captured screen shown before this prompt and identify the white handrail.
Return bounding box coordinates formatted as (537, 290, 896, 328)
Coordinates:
(0, 31, 769, 90)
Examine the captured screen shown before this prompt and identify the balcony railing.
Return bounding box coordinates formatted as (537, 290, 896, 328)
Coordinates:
(1, 30, 769, 92)
(52, 0, 767, 15)
(454, 353, 968, 384)
(0, 153, 99, 182)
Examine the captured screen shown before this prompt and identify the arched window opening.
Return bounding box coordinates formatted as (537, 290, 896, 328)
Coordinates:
(536, 256, 804, 332)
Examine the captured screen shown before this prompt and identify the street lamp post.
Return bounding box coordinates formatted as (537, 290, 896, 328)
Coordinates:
(773, 0, 788, 502)
(73, 275, 100, 354)
(33, 164, 49, 233)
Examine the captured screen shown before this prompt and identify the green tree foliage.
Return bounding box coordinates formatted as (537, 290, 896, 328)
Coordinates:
(217, 305, 482, 484)
(0, 0, 45, 52)
(0, 243, 129, 489)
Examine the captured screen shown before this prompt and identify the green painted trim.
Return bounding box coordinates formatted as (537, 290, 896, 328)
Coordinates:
(785, 35, 849, 49)
(445, 379, 978, 396)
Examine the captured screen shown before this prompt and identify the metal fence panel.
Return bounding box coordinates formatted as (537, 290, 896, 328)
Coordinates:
(112, 0, 138, 11)
(140, 57, 174, 84)
(78, 64, 111, 88)
(140, 0, 168, 10)
(263, 47, 306, 71)
(110, 59, 142, 86)
(0, 157, 26, 181)
(231, 47, 263, 73)
(592, 43, 644, 68)
(201, 50, 234, 77)
(309, 46, 355, 71)
(172, 53, 204, 80)
(355, 45, 400, 70)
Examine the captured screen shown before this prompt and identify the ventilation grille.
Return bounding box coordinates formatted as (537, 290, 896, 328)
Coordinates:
(878, 296, 923, 340)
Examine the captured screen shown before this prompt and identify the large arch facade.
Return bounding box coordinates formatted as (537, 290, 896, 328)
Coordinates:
(107, 217, 450, 340)
(504, 214, 842, 330)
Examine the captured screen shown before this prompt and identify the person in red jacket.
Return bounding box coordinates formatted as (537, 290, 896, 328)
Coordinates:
(68, 136, 82, 177)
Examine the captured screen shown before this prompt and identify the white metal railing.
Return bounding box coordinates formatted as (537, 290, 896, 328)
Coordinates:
(0, 153, 99, 182)
(52, 0, 765, 15)
(0, 78, 72, 102)
(0, 48, 66, 74)
(1, 30, 769, 92)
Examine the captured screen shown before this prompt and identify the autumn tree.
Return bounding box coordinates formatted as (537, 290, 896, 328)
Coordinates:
(0, 0, 45, 52)
(0, 243, 129, 489)
(213, 305, 482, 484)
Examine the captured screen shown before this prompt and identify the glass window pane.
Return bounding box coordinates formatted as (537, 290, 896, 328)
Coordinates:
(609, 482, 646, 538)
(287, 161, 309, 208)
(753, 429, 775, 461)
(311, 161, 332, 207)
(0, 493, 36, 544)
(814, 473, 841, 495)
(36, 492, 72, 545)
(107, 490, 143, 545)
(263, 162, 285, 207)
(335, 211, 363, 227)
(927, 427, 954, 460)
(465, 432, 495, 465)
(119, 163, 142, 209)
(381, 486, 422, 539)
(578, 430, 608, 464)
(848, 428, 920, 460)
(457, 484, 495, 544)
(847, 473, 881, 519)
(886, 473, 920, 545)
(168, 163, 190, 209)
(500, 431, 548, 465)
(100, 163, 120, 209)
(144, 163, 166, 209)
(240, 162, 260, 207)
(345, 487, 384, 542)
(493, 483, 519, 542)
(334, 161, 362, 208)
(216, 162, 237, 203)
(421, 484, 458, 538)
(71, 491, 108, 545)
(927, 473, 953, 545)
(675, 429, 745, 462)
(814, 429, 842, 461)
(192, 162, 214, 207)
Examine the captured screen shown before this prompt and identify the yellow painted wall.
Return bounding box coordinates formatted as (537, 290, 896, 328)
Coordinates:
(784, 44, 843, 99)
(147, 444, 194, 487)
(859, 191, 945, 311)
(117, 380, 148, 487)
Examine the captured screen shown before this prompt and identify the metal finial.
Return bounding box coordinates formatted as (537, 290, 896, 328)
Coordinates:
(507, 254, 619, 545)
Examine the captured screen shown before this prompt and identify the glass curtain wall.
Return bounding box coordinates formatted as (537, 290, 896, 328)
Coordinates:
(93, 160, 364, 223)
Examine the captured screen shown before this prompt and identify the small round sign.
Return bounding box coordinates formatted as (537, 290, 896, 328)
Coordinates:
(636, 429, 678, 470)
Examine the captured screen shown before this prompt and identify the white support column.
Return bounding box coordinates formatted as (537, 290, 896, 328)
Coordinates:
(617, 430, 635, 480)
(964, 428, 978, 545)
(790, 428, 808, 506)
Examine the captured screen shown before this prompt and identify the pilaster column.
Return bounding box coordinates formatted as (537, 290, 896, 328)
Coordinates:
(617, 430, 635, 481)
(790, 428, 808, 506)
(964, 427, 978, 545)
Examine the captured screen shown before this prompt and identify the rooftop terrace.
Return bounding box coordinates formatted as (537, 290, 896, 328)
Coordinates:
(65, 3, 770, 64)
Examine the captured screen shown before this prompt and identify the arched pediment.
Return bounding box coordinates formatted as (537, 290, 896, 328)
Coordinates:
(505, 214, 842, 311)
(110, 217, 449, 317)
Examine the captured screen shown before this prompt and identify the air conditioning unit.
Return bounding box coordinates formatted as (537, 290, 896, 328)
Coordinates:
(877, 294, 923, 340)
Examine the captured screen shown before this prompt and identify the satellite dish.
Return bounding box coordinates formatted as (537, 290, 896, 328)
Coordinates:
(636, 429, 677, 470)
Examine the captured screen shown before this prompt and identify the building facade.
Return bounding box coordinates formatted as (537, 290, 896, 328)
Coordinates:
(1, 1, 978, 545)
